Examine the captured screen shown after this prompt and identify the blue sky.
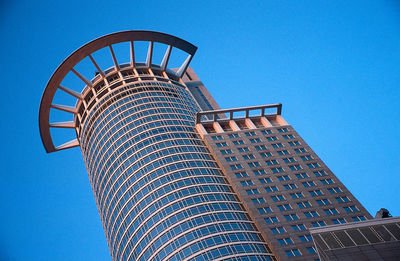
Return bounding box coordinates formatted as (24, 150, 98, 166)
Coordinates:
(1, 1, 399, 260)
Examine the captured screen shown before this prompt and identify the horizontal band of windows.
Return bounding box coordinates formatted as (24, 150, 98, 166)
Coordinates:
(107, 180, 231, 238)
(82, 81, 193, 133)
(112, 196, 243, 257)
(82, 98, 197, 152)
(81, 82, 195, 138)
(84, 111, 197, 163)
(98, 156, 220, 214)
(85, 115, 198, 166)
(131, 211, 253, 259)
(134, 219, 256, 260)
(157, 233, 265, 261)
(216, 253, 274, 261)
(87, 126, 202, 178)
(91, 133, 207, 192)
(102, 165, 223, 225)
(101, 160, 221, 225)
(110, 185, 235, 248)
(95, 147, 214, 202)
(81, 91, 197, 146)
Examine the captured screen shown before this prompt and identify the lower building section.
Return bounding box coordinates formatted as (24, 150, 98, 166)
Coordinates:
(310, 216, 400, 261)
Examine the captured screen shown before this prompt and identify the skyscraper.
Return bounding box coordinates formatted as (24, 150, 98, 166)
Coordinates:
(39, 31, 275, 261)
(40, 31, 371, 260)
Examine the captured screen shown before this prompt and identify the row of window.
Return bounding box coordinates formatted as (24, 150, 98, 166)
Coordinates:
(230, 162, 322, 171)
(269, 215, 367, 236)
(216, 139, 302, 148)
(211, 128, 293, 141)
(241, 178, 334, 189)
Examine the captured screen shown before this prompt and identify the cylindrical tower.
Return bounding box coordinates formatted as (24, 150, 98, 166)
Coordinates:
(39, 31, 275, 260)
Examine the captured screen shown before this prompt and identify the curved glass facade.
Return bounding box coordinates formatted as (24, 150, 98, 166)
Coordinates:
(79, 79, 274, 260)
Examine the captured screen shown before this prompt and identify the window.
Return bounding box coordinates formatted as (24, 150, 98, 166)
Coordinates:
(260, 152, 272, 158)
(283, 157, 296, 163)
(324, 208, 339, 215)
(253, 169, 266, 175)
(291, 224, 306, 231)
(249, 138, 261, 143)
(297, 201, 312, 208)
(248, 162, 260, 167)
(321, 178, 334, 185)
(307, 163, 320, 169)
(288, 141, 301, 146)
(332, 218, 346, 224)
(300, 155, 313, 161)
(259, 177, 272, 184)
(278, 150, 289, 155)
(314, 170, 327, 177)
(344, 205, 358, 213)
(295, 173, 309, 179)
(277, 175, 291, 181)
(255, 145, 267, 150)
(240, 180, 253, 186)
(252, 198, 266, 204)
(245, 131, 256, 136)
(277, 204, 292, 211)
(282, 134, 294, 139)
(220, 149, 232, 155)
(304, 211, 319, 218)
(271, 227, 286, 234)
(307, 247, 316, 254)
(336, 196, 350, 203)
(266, 159, 279, 166)
(216, 142, 227, 147)
(294, 148, 306, 153)
(316, 199, 331, 206)
(228, 133, 240, 138)
(265, 186, 279, 192)
(289, 165, 302, 171)
(290, 192, 304, 199)
(271, 195, 285, 202)
(238, 147, 250, 152)
(278, 237, 294, 246)
(299, 234, 313, 242)
(265, 217, 279, 224)
(266, 136, 278, 141)
(246, 188, 259, 195)
(262, 129, 272, 134)
(230, 164, 243, 170)
(311, 221, 326, 227)
(225, 156, 237, 162)
(309, 190, 323, 197)
(284, 183, 297, 190)
(272, 143, 283, 148)
(211, 135, 223, 140)
(233, 140, 244, 145)
(243, 154, 255, 160)
(234, 172, 248, 178)
(302, 181, 316, 187)
(258, 207, 272, 214)
(284, 214, 299, 221)
(271, 167, 284, 173)
(328, 187, 342, 194)
(352, 215, 366, 222)
(277, 128, 288, 133)
(285, 249, 301, 257)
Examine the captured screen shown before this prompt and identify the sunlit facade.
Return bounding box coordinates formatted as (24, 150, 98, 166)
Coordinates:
(39, 31, 275, 260)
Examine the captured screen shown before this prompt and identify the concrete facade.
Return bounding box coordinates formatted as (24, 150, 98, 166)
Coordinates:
(196, 106, 372, 261)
